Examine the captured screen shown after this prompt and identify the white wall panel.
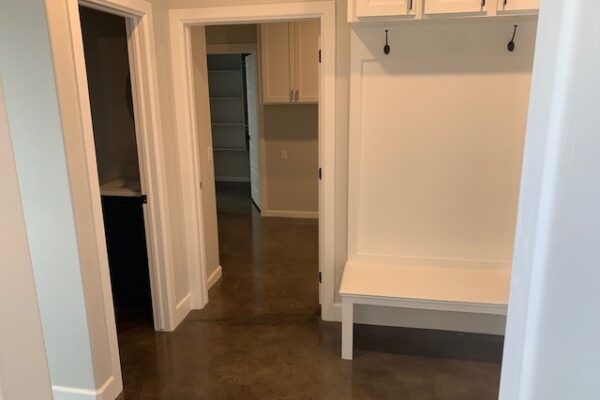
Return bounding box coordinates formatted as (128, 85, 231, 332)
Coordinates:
(349, 18, 537, 269)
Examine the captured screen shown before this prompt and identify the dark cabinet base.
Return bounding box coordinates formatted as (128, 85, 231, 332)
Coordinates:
(101, 196, 153, 325)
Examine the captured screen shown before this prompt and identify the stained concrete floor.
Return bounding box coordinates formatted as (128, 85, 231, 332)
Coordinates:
(116, 182, 504, 399)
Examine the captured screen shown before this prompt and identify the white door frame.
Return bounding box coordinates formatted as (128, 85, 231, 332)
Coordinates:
(169, 1, 337, 320)
(64, 0, 177, 331)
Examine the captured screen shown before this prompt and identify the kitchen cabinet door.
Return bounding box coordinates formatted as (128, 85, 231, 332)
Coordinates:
(498, 0, 539, 12)
(292, 20, 319, 103)
(355, 0, 414, 18)
(260, 22, 293, 103)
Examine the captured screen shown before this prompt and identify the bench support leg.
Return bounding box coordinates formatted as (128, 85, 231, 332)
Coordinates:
(341, 299, 353, 360)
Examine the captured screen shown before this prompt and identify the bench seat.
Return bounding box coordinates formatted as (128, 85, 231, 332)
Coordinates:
(339, 261, 510, 360)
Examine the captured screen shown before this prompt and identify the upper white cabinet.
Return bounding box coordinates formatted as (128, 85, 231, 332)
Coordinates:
(356, 0, 416, 18)
(349, 0, 538, 21)
(424, 0, 485, 15)
(293, 20, 319, 103)
(497, 0, 539, 12)
(260, 22, 293, 103)
(260, 20, 319, 104)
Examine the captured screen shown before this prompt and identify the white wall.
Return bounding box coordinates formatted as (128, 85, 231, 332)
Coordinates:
(0, 81, 53, 400)
(1, 0, 122, 398)
(263, 104, 319, 213)
(349, 19, 536, 268)
(500, 1, 600, 398)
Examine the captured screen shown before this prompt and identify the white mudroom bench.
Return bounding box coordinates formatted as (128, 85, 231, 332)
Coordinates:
(339, 261, 511, 360)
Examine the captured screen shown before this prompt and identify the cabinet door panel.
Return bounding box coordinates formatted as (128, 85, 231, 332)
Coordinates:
(498, 0, 539, 12)
(424, 0, 485, 14)
(293, 20, 319, 104)
(356, 0, 413, 18)
(260, 23, 293, 103)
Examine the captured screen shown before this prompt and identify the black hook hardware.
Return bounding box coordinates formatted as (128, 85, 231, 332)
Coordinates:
(383, 29, 390, 55)
(507, 25, 518, 52)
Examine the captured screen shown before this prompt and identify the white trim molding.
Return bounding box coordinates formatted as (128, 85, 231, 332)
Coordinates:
(52, 376, 119, 400)
(174, 293, 192, 327)
(207, 265, 223, 289)
(168, 1, 337, 321)
(262, 210, 319, 219)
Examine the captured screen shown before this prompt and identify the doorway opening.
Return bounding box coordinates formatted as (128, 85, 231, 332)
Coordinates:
(191, 21, 321, 308)
(79, 6, 153, 328)
(169, 2, 336, 320)
(206, 52, 261, 208)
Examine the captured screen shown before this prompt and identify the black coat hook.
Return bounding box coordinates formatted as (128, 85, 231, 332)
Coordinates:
(383, 29, 390, 55)
(507, 25, 518, 52)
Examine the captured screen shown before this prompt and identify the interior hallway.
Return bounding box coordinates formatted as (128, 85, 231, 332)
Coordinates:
(116, 182, 504, 399)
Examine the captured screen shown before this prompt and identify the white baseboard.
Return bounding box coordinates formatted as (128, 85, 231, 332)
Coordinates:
(262, 209, 318, 219)
(53, 376, 121, 400)
(215, 176, 250, 183)
(332, 303, 506, 335)
(173, 293, 192, 329)
(207, 265, 222, 289)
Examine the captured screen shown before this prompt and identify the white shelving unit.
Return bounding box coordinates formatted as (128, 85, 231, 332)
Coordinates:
(207, 54, 250, 182)
(208, 55, 247, 151)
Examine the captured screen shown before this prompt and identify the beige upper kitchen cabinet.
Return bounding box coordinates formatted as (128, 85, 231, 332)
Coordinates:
(293, 20, 319, 103)
(497, 0, 539, 12)
(424, 0, 486, 15)
(355, 0, 415, 18)
(260, 22, 293, 103)
(350, 0, 538, 20)
(260, 20, 319, 104)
